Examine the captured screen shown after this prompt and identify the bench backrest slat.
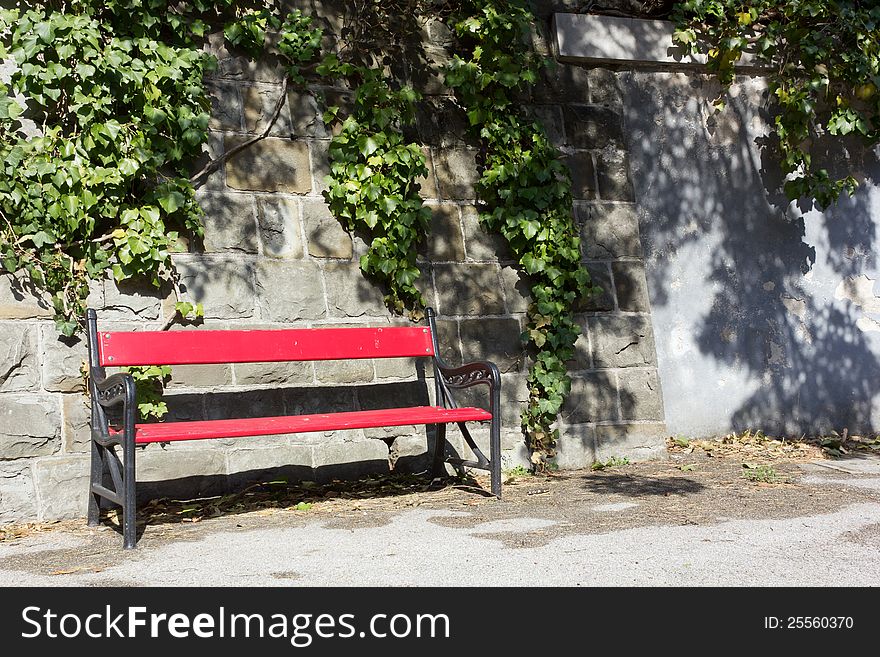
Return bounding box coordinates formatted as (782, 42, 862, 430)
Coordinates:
(98, 327, 435, 366)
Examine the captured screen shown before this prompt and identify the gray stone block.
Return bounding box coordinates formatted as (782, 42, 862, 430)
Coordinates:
(162, 392, 206, 423)
(309, 140, 331, 195)
(257, 197, 304, 258)
(596, 150, 634, 202)
(40, 326, 87, 392)
(242, 84, 293, 136)
(204, 388, 286, 421)
(323, 262, 387, 317)
(433, 319, 461, 368)
(288, 90, 327, 138)
(197, 192, 259, 253)
(137, 446, 227, 481)
(0, 460, 37, 523)
(284, 385, 355, 416)
(564, 104, 624, 149)
(564, 151, 597, 200)
(554, 13, 690, 67)
(617, 369, 664, 421)
(433, 148, 479, 200)
(589, 315, 657, 369)
(500, 266, 530, 313)
(416, 148, 438, 200)
(255, 260, 326, 321)
(433, 264, 505, 316)
(533, 104, 566, 147)
(175, 256, 256, 319)
(0, 272, 53, 319)
(406, 45, 451, 96)
(588, 68, 623, 106)
(611, 261, 651, 312)
(534, 61, 591, 103)
(226, 443, 314, 475)
(358, 380, 431, 410)
(562, 372, 618, 423)
(165, 363, 232, 388)
(461, 206, 513, 262)
(553, 424, 597, 469)
(32, 455, 89, 520)
(62, 393, 90, 454)
(312, 440, 391, 481)
(0, 324, 39, 392)
(425, 204, 465, 262)
(501, 441, 531, 471)
(206, 80, 242, 131)
(413, 99, 471, 148)
(234, 361, 313, 386)
(576, 263, 614, 312)
(594, 422, 669, 462)
(388, 435, 431, 472)
(373, 356, 421, 380)
(303, 199, 352, 259)
(217, 55, 286, 83)
(192, 131, 227, 192)
(416, 263, 437, 311)
(102, 278, 163, 320)
(0, 395, 60, 458)
(578, 202, 643, 259)
(459, 318, 523, 374)
(315, 359, 375, 384)
(500, 373, 528, 427)
(225, 136, 312, 194)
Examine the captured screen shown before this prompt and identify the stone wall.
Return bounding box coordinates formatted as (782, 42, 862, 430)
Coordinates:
(0, 1, 668, 524)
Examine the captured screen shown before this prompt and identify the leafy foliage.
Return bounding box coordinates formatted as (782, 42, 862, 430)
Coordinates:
(320, 57, 431, 316)
(672, 0, 880, 208)
(123, 364, 172, 421)
(0, 1, 321, 337)
(445, 0, 598, 468)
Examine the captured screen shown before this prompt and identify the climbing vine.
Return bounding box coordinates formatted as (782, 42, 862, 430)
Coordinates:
(0, 1, 321, 338)
(671, 0, 880, 208)
(444, 0, 598, 468)
(319, 57, 431, 316)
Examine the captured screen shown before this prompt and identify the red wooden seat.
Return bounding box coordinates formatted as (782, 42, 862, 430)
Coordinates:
(121, 406, 492, 444)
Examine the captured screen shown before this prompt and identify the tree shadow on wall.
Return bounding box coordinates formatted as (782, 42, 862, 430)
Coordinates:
(622, 72, 880, 435)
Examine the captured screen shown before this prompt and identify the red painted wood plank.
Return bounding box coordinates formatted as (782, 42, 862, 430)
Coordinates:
(98, 326, 435, 366)
(122, 406, 492, 444)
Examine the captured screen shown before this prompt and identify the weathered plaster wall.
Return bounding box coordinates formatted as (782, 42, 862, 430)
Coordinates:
(553, 9, 880, 437)
(622, 70, 880, 436)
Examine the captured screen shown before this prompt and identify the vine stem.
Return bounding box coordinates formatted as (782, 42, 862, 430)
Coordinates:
(189, 74, 291, 186)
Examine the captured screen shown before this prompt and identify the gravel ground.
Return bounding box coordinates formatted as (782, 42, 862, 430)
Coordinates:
(2, 448, 879, 586)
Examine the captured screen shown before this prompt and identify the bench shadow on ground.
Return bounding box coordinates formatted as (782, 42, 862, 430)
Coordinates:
(581, 472, 705, 497)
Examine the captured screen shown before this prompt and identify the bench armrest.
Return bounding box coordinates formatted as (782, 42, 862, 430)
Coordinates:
(435, 360, 500, 391)
(93, 372, 136, 410)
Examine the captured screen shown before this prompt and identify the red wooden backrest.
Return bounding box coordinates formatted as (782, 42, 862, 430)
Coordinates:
(98, 326, 435, 367)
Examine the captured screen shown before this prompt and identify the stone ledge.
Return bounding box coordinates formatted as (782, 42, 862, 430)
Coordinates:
(553, 13, 768, 71)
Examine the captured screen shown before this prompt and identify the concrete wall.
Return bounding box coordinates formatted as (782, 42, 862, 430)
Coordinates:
(553, 10, 880, 437)
(0, 2, 668, 524)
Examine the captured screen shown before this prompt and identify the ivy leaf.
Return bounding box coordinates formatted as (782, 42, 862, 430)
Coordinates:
(158, 190, 185, 214)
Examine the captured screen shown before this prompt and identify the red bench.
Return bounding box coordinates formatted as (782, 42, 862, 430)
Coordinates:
(86, 307, 501, 548)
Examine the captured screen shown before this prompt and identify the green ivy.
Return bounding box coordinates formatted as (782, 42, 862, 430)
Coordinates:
(444, 0, 598, 469)
(671, 0, 880, 208)
(123, 364, 172, 420)
(0, 1, 321, 338)
(319, 56, 431, 316)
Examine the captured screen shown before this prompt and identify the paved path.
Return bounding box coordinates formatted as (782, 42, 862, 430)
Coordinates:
(2, 456, 879, 586)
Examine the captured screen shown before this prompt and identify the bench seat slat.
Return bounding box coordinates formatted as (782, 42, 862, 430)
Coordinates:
(98, 327, 435, 366)
(122, 406, 492, 444)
